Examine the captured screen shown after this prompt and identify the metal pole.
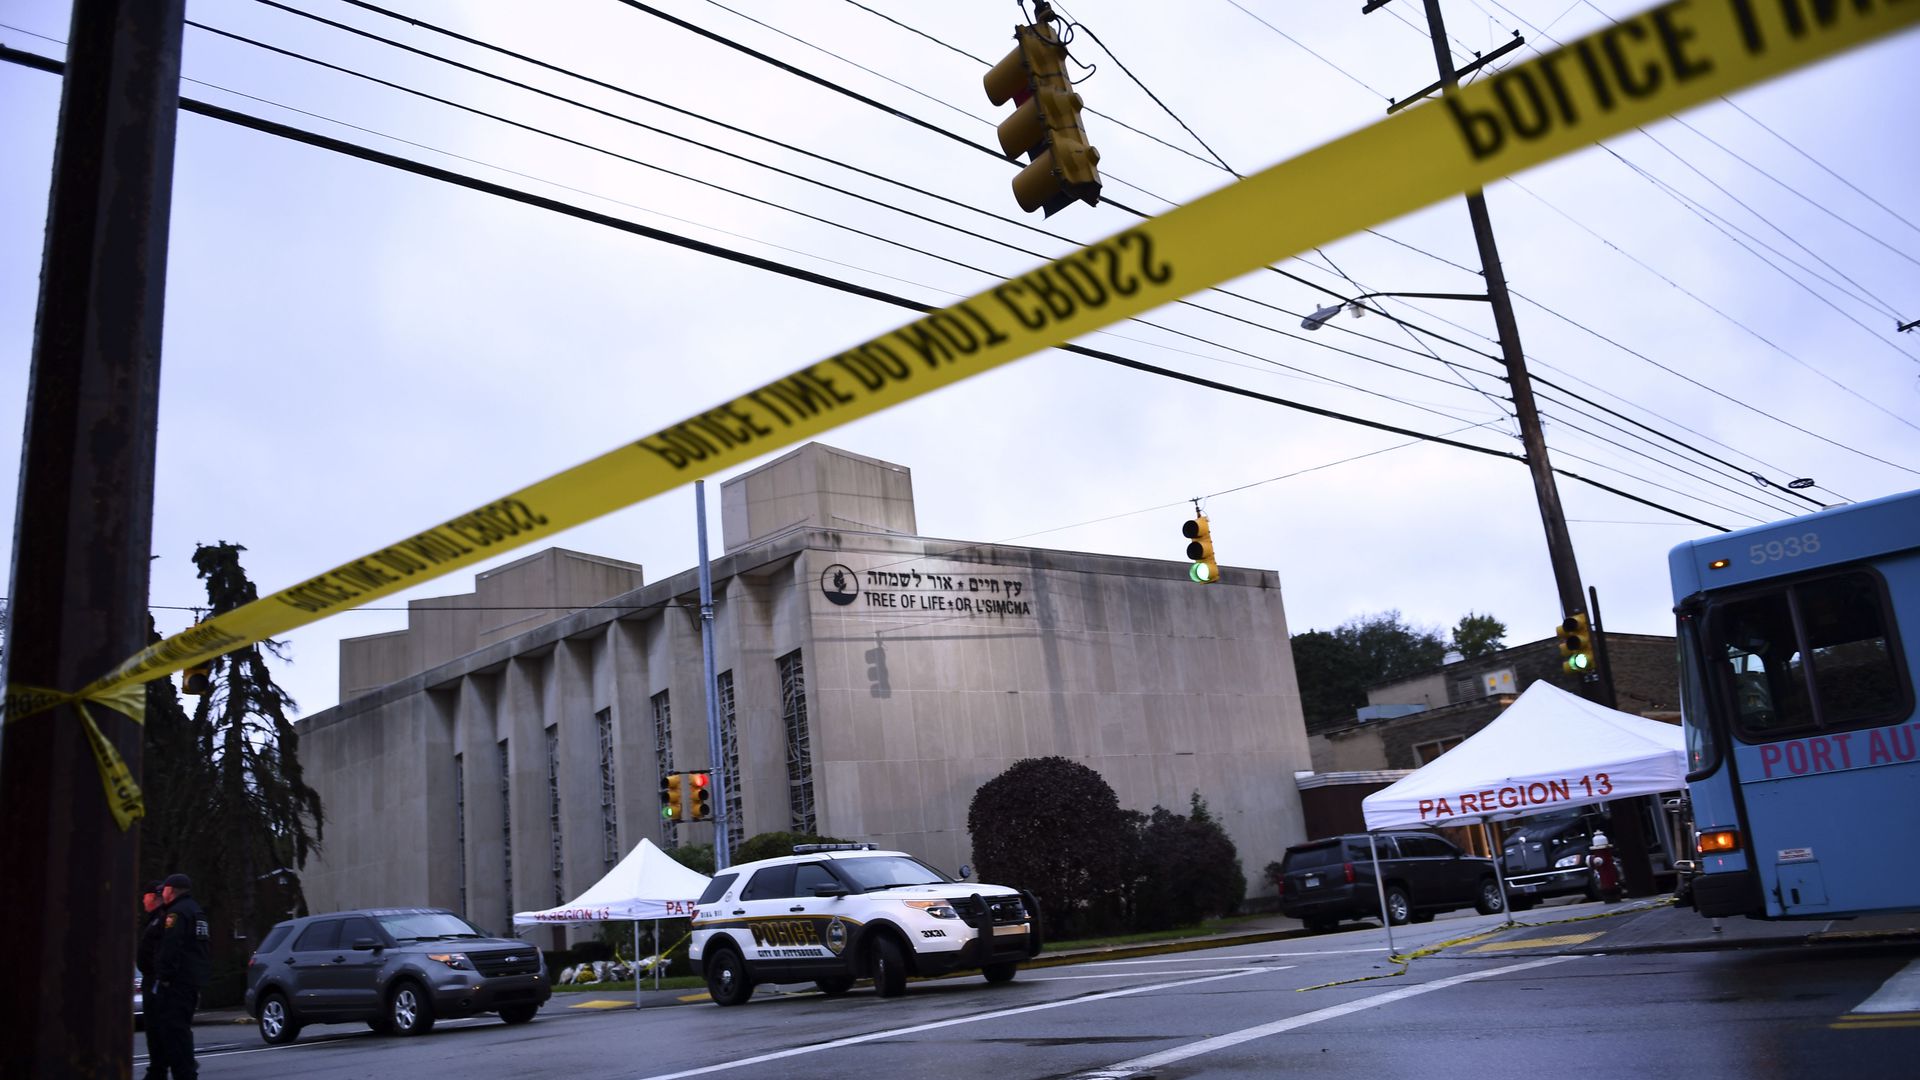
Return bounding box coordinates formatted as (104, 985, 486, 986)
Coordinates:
(1368, 832, 1395, 955)
(1482, 821, 1516, 926)
(0, 3, 184, 1076)
(633, 921, 641, 1011)
(695, 481, 730, 870)
(1418, 0, 1589, 629)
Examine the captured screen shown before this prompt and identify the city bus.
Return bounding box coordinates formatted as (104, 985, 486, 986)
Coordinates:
(1669, 486, 1918, 920)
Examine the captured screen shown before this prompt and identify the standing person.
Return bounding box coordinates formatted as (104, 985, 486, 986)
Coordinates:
(137, 882, 165, 993)
(147, 873, 210, 1080)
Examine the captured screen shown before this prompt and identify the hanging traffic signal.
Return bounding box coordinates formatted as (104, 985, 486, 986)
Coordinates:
(1183, 513, 1219, 584)
(662, 772, 684, 822)
(688, 772, 712, 822)
(982, 14, 1101, 216)
(181, 658, 212, 696)
(1560, 613, 1595, 674)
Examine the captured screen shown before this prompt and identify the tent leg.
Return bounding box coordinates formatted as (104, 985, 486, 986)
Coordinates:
(654, 918, 662, 992)
(1369, 833, 1394, 956)
(1483, 820, 1515, 926)
(634, 922, 642, 1010)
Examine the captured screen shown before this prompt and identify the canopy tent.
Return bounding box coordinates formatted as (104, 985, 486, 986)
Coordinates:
(1362, 681, 1686, 831)
(513, 837, 710, 1008)
(513, 837, 710, 925)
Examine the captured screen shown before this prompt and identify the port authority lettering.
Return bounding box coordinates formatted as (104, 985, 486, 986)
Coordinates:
(1748, 721, 1920, 780)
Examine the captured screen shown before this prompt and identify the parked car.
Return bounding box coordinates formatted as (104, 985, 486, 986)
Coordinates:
(690, 844, 1040, 1005)
(244, 908, 550, 1045)
(1277, 831, 1504, 930)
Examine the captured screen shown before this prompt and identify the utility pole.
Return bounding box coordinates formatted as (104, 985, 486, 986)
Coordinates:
(1369, 0, 1655, 896)
(0, 2, 185, 1076)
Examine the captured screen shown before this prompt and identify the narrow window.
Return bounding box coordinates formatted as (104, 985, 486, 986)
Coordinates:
(718, 670, 743, 852)
(547, 725, 564, 905)
(597, 708, 619, 867)
(454, 753, 467, 916)
(778, 650, 816, 834)
(498, 739, 512, 904)
(652, 690, 676, 850)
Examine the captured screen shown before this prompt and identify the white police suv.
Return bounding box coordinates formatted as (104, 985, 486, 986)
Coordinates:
(689, 844, 1040, 1005)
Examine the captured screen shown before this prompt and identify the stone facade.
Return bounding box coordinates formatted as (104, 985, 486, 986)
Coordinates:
(296, 444, 1313, 941)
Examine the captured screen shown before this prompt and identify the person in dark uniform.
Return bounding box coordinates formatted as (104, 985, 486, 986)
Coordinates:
(137, 882, 165, 994)
(147, 873, 210, 1080)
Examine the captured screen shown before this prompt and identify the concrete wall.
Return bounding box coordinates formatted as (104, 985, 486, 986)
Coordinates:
(300, 446, 1315, 935)
(722, 442, 916, 553)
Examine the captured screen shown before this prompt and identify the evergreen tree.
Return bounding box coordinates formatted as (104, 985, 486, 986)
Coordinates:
(142, 543, 324, 1002)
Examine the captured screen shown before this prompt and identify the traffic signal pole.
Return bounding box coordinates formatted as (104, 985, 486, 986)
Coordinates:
(694, 480, 731, 869)
(0, 2, 185, 1075)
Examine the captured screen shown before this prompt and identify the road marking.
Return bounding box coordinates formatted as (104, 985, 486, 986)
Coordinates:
(1467, 933, 1601, 953)
(149, 1016, 498, 1062)
(1068, 947, 1389, 965)
(570, 999, 637, 1010)
(1853, 957, 1920, 1014)
(1076, 956, 1578, 1078)
(1029, 966, 1294, 982)
(632, 968, 1269, 1080)
(1832, 1018, 1920, 1030)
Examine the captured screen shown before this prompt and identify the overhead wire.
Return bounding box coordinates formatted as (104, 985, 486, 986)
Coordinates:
(241, 0, 1525, 428)
(8, 42, 1748, 535)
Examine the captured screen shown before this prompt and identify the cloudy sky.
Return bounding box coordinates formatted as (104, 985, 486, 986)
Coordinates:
(3, 0, 1916, 720)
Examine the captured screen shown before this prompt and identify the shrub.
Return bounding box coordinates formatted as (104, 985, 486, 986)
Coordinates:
(1127, 794, 1246, 931)
(967, 756, 1135, 938)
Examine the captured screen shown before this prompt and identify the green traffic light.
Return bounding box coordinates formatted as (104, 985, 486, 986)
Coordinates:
(1565, 653, 1591, 673)
(1190, 562, 1215, 583)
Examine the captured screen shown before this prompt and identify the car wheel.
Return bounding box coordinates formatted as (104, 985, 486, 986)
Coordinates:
(1508, 895, 1537, 912)
(388, 980, 435, 1036)
(870, 936, 909, 998)
(498, 1004, 538, 1025)
(1384, 886, 1411, 926)
(257, 991, 301, 1046)
(1303, 917, 1336, 934)
(814, 977, 855, 997)
(1475, 878, 1506, 915)
(705, 946, 755, 1007)
(982, 962, 1019, 985)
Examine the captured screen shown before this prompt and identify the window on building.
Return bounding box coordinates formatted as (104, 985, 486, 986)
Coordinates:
(454, 753, 467, 917)
(546, 725, 564, 906)
(651, 690, 675, 850)
(499, 739, 512, 904)
(1413, 737, 1462, 765)
(718, 670, 743, 852)
(778, 650, 816, 834)
(597, 708, 619, 867)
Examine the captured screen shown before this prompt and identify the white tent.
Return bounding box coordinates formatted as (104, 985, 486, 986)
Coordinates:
(513, 838, 711, 1007)
(513, 837, 711, 925)
(1362, 681, 1686, 831)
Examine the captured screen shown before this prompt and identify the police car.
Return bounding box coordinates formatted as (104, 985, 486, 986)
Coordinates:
(689, 844, 1040, 1005)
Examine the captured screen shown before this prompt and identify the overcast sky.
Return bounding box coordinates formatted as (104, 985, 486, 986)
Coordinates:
(3, 0, 1916, 720)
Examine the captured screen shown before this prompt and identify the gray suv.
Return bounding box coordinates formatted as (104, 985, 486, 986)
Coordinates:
(244, 908, 550, 1045)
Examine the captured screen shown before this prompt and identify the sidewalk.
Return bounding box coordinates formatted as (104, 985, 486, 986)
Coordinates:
(189, 898, 1920, 1025)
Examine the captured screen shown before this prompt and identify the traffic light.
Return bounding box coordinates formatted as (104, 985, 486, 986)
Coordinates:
(1183, 513, 1219, 584)
(1560, 613, 1595, 674)
(662, 772, 684, 822)
(982, 13, 1101, 216)
(688, 772, 712, 822)
(181, 658, 212, 696)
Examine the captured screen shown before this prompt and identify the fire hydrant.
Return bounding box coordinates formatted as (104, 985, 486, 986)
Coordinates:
(1588, 830, 1623, 903)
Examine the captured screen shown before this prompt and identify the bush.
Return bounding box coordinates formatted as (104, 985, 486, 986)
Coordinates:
(1127, 794, 1246, 931)
(967, 756, 1135, 939)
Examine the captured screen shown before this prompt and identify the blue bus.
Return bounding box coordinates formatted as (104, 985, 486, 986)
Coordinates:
(1669, 487, 1919, 920)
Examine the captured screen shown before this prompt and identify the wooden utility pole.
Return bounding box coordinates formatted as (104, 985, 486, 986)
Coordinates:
(0, 2, 185, 1075)
(1367, 0, 1656, 896)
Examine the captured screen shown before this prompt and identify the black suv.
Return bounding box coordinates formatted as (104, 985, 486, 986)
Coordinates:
(244, 908, 550, 1045)
(1277, 831, 1504, 931)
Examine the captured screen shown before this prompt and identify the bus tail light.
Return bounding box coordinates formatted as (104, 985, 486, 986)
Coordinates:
(1343, 862, 1356, 884)
(1697, 829, 1740, 854)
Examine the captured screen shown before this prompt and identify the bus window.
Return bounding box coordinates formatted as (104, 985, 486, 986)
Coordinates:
(1712, 592, 1813, 736)
(1800, 574, 1905, 728)
(1677, 626, 1719, 779)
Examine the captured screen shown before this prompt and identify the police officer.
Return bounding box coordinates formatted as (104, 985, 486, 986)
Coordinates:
(148, 873, 210, 1080)
(136, 882, 165, 994)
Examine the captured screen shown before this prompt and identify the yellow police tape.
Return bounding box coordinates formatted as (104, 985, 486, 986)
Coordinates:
(3, 683, 148, 829)
(3, 2, 1914, 822)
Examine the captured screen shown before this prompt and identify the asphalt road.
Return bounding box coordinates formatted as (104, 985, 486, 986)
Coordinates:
(143, 922, 1920, 1079)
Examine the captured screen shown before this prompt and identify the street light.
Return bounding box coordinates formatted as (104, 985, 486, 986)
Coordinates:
(1299, 290, 1490, 330)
